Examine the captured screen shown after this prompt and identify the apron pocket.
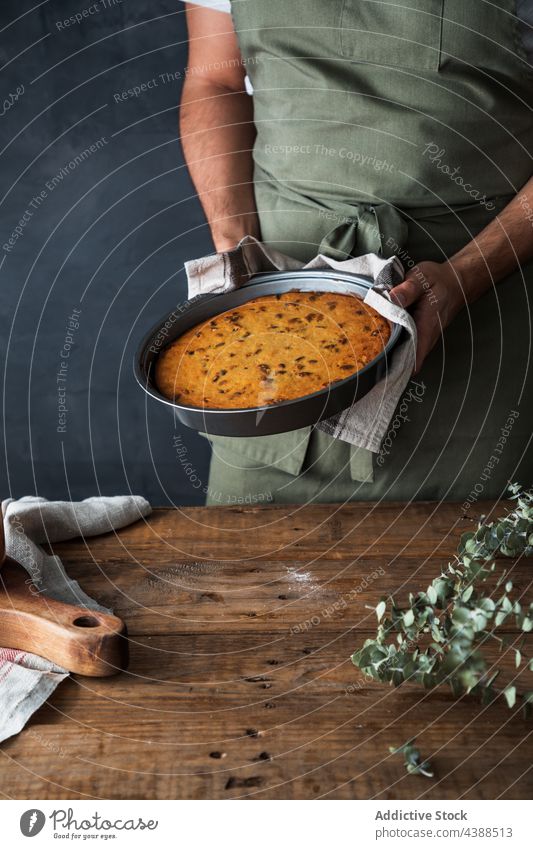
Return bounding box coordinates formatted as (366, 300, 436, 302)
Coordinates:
(439, 0, 525, 76)
(340, 0, 443, 71)
(204, 428, 312, 477)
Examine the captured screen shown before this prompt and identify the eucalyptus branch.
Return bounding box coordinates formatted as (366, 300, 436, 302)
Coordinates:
(352, 484, 533, 716)
(389, 740, 434, 778)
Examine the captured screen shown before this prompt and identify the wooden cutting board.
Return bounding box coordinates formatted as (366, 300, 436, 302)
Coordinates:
(0, 519, 127, 676)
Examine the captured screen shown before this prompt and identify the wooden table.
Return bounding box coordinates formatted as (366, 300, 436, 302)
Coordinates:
(1, 501, 531, 799)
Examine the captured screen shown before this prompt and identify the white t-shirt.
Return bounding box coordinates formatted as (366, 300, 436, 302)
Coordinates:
(183, 0, 533, 63)
(185, 0, 231, 11)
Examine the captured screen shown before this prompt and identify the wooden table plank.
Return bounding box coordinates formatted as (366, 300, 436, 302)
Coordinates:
(1, 501, 531, 800)
(52, 501, 474, 564)
(41, 556, 533, 636)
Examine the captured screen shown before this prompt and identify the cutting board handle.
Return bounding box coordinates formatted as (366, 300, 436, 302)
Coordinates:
(0, 559, 128, 676)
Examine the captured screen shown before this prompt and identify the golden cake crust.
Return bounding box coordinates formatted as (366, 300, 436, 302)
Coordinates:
(155, 290, 390, 409)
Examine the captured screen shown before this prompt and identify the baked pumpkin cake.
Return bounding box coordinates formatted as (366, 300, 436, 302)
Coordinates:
(155, 291, 390, 409)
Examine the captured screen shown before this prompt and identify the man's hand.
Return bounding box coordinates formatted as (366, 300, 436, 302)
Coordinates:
(389, 175, 533, 374)
(390, 261, 465, 373)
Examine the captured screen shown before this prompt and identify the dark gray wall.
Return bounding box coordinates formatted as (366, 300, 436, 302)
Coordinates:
(1, 0, 213, 505)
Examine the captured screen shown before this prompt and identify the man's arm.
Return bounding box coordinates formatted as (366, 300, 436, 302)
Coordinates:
(390, 176, 533, 372)
(181, 4, 259, 251)
(448, 178, 533, 290)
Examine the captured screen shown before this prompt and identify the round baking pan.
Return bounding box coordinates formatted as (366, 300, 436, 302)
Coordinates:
(134, 270, 403, 437)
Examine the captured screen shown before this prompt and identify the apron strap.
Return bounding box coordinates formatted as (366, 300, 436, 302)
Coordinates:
(318, 202, 408, 260)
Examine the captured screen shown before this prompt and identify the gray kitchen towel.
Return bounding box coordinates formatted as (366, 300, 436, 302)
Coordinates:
(185, 236, 417, 454)
(0, 495, 151, 743)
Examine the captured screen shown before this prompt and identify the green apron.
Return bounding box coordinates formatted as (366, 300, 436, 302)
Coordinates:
(205, 0, 533, 505)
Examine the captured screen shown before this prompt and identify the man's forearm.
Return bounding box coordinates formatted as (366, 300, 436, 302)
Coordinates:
(448, 176, 533, 301)
(180, 78, 259, 251)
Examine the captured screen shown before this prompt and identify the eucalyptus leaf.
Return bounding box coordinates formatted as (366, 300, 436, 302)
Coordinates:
(376, 600, 386, 622)
(427, 586, 438, 604)
(403, 610, 415, 628)
(504, 686, 517, 709)
(501, 596, 513, 612)
(462, 585, 474, 602)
